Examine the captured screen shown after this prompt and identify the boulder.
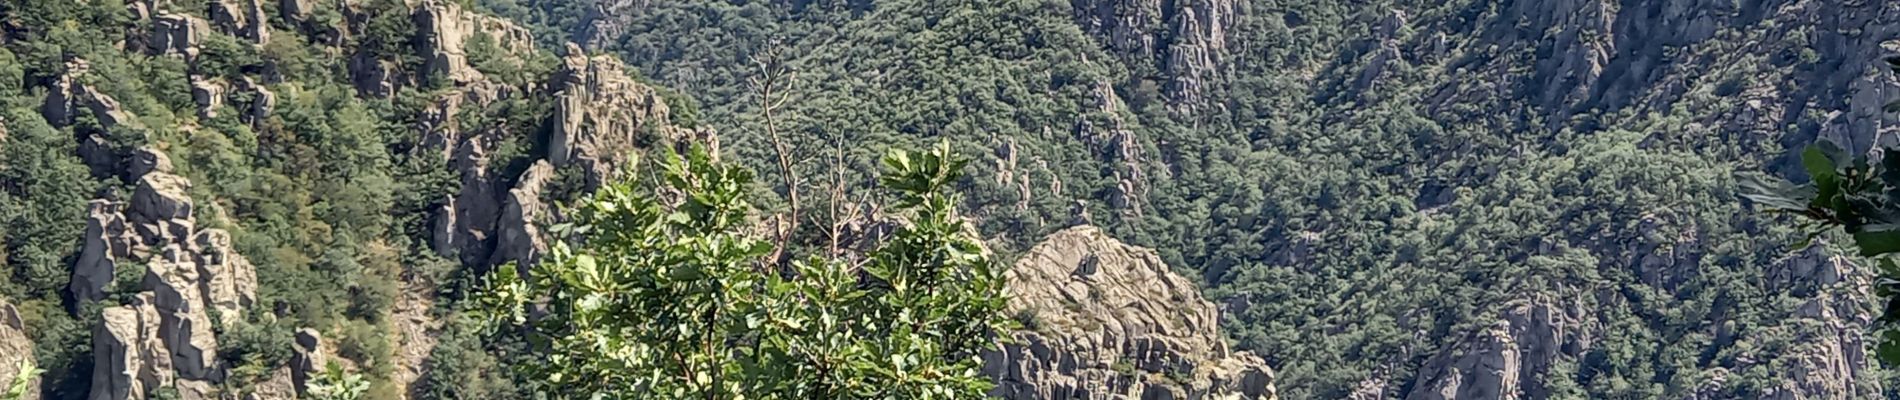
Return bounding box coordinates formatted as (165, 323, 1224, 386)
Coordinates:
(349, 51, 397, 98)
(985, 226, 1277, 399)
(78, 135, 119, 178)
(148, 12, 209, 57)
(190, 78, 223, 119)
(132, 173, 194, 223)
(79, 85, 139, 131)
(290, 328, 324, 393)
(233, 77, 276, 125)
(126, 146, 174, 181)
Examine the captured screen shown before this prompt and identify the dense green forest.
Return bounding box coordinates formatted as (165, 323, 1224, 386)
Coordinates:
(471, 0, 1900, 398)
(0, 0, 1897, 398)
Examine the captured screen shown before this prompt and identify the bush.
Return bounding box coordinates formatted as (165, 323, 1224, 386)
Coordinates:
(478, 143, 1014, 398)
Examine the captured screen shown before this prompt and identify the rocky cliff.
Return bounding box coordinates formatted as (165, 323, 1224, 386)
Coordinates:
(1382, 240, 1879, 400)
(70, 149, 260, 400)
(985, 226, 1277, 399)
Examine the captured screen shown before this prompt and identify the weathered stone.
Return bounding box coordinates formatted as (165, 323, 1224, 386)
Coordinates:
(985, 226, 1277, 399)
(1070, 0, 1231, 114)
(549, 42, 677, 186)
(290, 328, 324, 393)
(72, 200, 136, 303)
(243, 0, 270, 44)
(233, 77, 276, 125)
(414, 0, 533, 85)
(133, 173, 194, 222)
(74, 153, 257, 399)
(438, 135, 500, 266)
(79, 85, 137, 131)
(246, 366, 298, 400)
(148, 12, 209, 57)
(91, 294, 173, 400)
(1405, 324, 1522, 400)
(490, 160, 554, 273)
(1400, 296, 1596, 400)
(40, 57, 88, 127)
(127, 146, 174, 180)
(280, 0, 309, 22)
(192, 229, 257, 327)
(0, 300, 37, 400)
(143, 253, 221, 380)
(349, 51, 397, 98)
(190, 78, 224, 118)
(78, 135, 119, 181)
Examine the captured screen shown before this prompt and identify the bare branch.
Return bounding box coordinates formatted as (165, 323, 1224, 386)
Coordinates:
(753, 40, 802, 265)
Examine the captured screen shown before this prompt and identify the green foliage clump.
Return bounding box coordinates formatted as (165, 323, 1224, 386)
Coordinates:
(479, 143, 1012, 399)
(1, 359, 39, 400)
(305, 362, 370, 400)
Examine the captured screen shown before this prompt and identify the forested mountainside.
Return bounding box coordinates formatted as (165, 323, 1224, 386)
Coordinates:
(481, 0, 1900, 398)
(0, 0, 1896, 399)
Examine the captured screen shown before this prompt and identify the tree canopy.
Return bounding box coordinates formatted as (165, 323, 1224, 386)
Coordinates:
(478, 143, 1013, 399)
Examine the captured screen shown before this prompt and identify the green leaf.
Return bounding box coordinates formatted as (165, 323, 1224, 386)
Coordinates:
(1804, 143, 1840, 182)
(1736, 172, 1817, 212)
(1854, 228, 1900, 257)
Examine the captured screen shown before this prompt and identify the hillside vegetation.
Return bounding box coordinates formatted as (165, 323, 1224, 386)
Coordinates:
(0, 0, 1896, 399)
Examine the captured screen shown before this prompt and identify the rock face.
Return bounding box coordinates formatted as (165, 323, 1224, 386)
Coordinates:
(985, 226, 1277, 399)
(147, 12, 209, 57)
(72, 200, 136, 302)
(1758, 245, 1876, 400)
(1400, 0, 1900, 155)
(39, 58, 146, 178)
(40, 57, 87, 127)
(290, 328, 325, 393)
(348, 52, 397, 98)
(0, 300, 38, 400)
(1071, 0, 1233, 114)
(91, 293, 216, 400)
(429, 41, 712, 275)
(548, 42, 676, 186)
(73, 148, 259, 399)
(1402, 298, 1590, 400)
(489, 160, 554, 272)
(208, 0, 269, 44)
(414, 0, 534, 85)
(190, 78, 223, 119)
(1396, 242, 1877, 399)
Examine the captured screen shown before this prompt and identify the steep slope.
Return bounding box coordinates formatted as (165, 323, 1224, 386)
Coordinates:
(0, 0, 705, 397)
(499, 0, 1900, 398)
(5, 0, 1899, 398)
